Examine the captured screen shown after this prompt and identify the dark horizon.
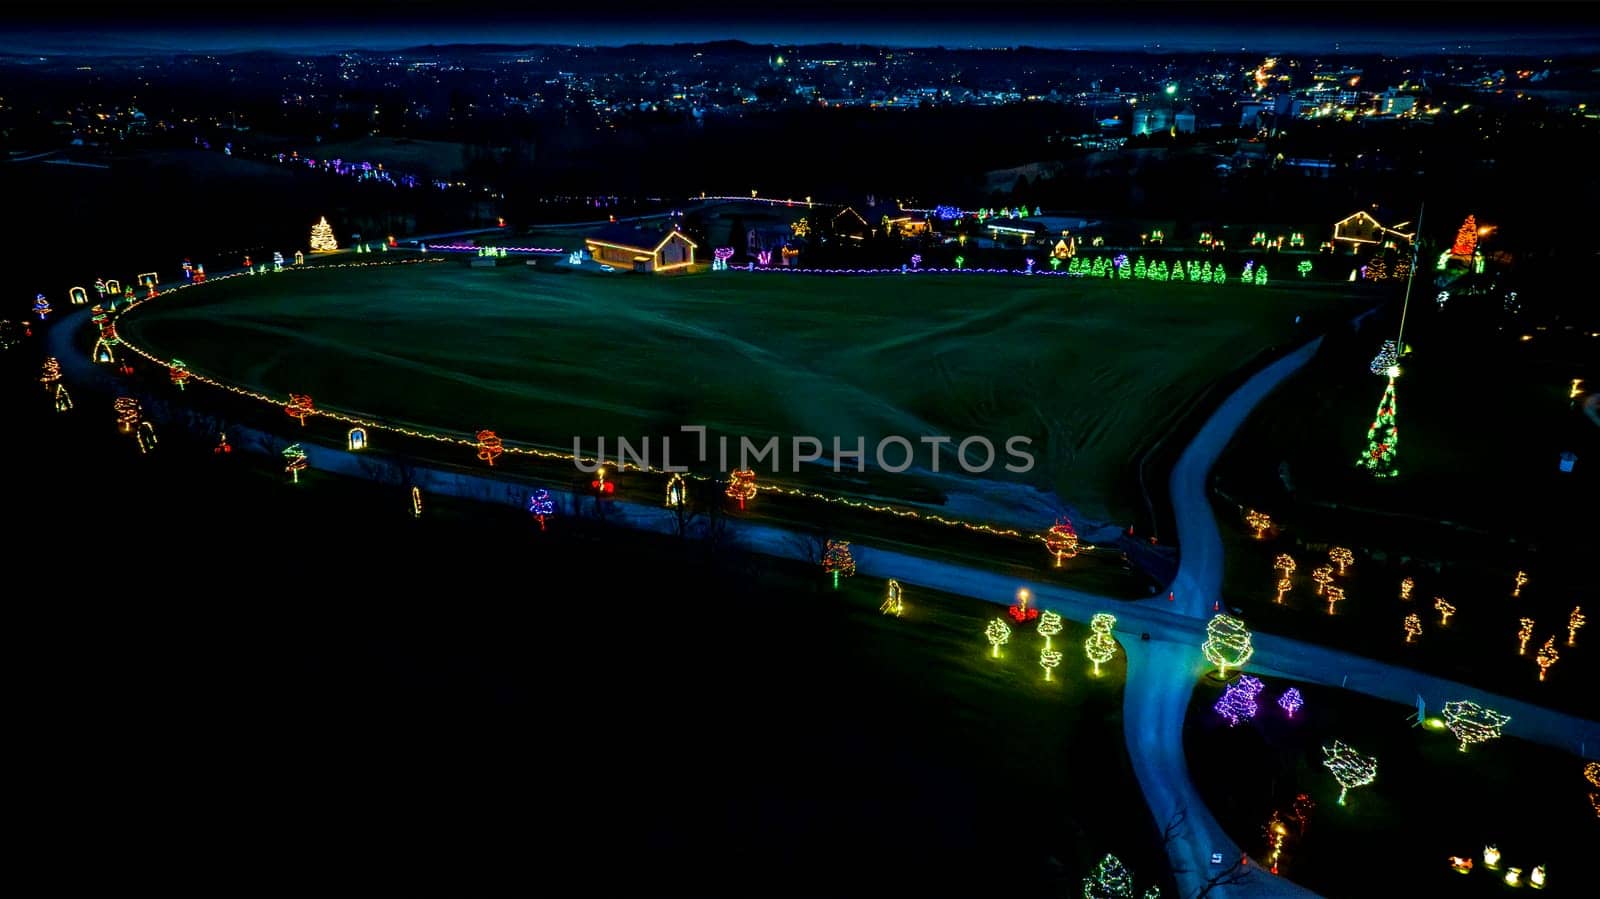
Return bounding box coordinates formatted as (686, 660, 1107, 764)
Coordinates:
(6, 1, 1600, 55)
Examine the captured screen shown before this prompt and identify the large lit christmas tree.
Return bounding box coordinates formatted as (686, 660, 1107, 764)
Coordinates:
(1450, 214, 1477, 257)
(1357, 370, 1399, 477)
(309, 216, 339, 252)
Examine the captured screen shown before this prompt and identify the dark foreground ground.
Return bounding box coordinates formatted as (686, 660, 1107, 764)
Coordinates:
(4, 348, 1166, 896)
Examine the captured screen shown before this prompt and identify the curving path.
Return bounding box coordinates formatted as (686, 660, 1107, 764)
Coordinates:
(55, 266, 1600, 899)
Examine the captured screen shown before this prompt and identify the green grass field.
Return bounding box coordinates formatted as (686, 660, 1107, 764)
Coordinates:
(119, 259, 1352, 525)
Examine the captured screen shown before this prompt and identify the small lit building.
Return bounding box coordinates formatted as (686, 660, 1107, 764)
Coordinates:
(1332, 210, 1415, 254)
(584, 224, 698, 272)
(833, 206, 871, 241)
(863, 203, 929, 237)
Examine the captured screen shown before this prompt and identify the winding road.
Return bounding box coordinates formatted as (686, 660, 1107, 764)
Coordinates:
(53, 264, 1599, 899)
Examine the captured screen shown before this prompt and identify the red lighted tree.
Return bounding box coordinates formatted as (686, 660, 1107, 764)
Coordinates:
(1043, 516, 1079, 567)
(725, 469, 758, 511)
(286, 393, 315, 426)
(1451, 215, 1478, 257)
(475, 429, 504, 466)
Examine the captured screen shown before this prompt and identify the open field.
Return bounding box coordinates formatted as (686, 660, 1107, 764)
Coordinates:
(4, 368, 1163, 894)
(1186, 676, 1595, 897)
(119, 259, 1355, 526)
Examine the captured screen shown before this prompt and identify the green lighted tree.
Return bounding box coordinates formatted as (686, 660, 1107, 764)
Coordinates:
(1202, 614, 1253, 678)
(1322, 740, 1378, 805)
(985, 619, 1012, 658)
(1440, 700, 1510, 752)
(1357, 372, 1400, 477)
(1037, 609, 1064, 650)
(1082, 853, 1135, 899)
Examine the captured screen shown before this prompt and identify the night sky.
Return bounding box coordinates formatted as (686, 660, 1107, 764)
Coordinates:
(5, 1, 1599, 54)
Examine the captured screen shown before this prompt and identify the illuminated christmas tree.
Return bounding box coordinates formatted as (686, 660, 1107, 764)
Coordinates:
(985, 618, 1012, 659)
(1043, 516, 1079, 567)
(1254, 265, 1268, 286)
(1278, 687, 1304, 718)
(1441, 700, 1510, 752)
(1536, 637, 1559, 681)
(1214, 674, 1265, 726)
(1434, 597, 1455, 625)
(1245, 509, 1273, 538)
(725, 469, 758, 511)
(528, 489, 555, 531)
(54, 383, 72, 412)
(1368, 340, 1399, 376)
(1298, 260, 1313, 278)
(1451, 214, 1477, 257)
(1328, 546, 1353, 575)
(1570, 607, 1586, 645)
(1273, 553, 1297, 579)
(822, 540, 855, 588)
(282, 443, 308, 483)
(1040, 649, 1063, 681)
(1082, 853, 1135, 899)
(1404, 614, 1422, 643)
(1357, 372, 1399, 477)
(310, 216, 339, 252)
(1517, 618, 1535, 654)
(1037, 609, 1064, 650)
(881, 579, 904, 617)
(1322, 740, 1378, 805)
(285, 393, 314, 426)
(39, 357, 61, 390)
(1311, 566, 1334, 595)
(1202, 614, 1253, 678)
(475, 430, 503, 466)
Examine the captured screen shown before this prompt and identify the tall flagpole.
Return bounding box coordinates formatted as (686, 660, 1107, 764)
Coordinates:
(1395, 203, 1424, 352)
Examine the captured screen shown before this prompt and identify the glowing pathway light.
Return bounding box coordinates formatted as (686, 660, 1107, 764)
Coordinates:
(1329, 546, 1354, 575)
(1441, 700, 1511, 752)
(1040, 648, 1063, 681)
(1245, 509, 1273, 538)
(475, 430, 503, 466)
(1518, 618, 1536, 655)
(881, 579, 904, 617)
(1536, 637, 1559, 681)
(1512, 570, 1528, 597)
(529, 488, 555, 530)
(1570, 607, 1586, 645)
(822, 540, 855, 589)
(725, 469, 757, 511)
(1404, 614, 1422, 643)
(1037, 609, 1063, 650)
(1043, 516, 1079, 567)
(1214, 675, 1265, 726)
(282, 443, 308, 484)
(985, 618, 1012, 658)
(1202, 614, 1253, 679)
(1278, 687, 1304, 718)
(1435, 597, 1456, 625)
(1322, 740, 1378, 805)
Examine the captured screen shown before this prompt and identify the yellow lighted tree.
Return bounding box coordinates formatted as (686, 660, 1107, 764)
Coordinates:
(1040, 649, 1063, 681)
(1536, 637, 1559, 681)
(1325, 585, 1345, 616)
(1272, 554, 1296, 603)
(309, 215, 339, 251)
(1085, 613, 1118, 675)
(985, 619, 1012, 659)
(1434, 597, 1456, 625)
(1517, 618, 1535, 655)
(1037, 610, 1064, 650)
(1275, 576, 1292, 604)
(1245, 509, 1273, 539)
(1202, 614, 1253, 678)
(1399, 576, 1414, 601)
(1328, 546, 1354, 575)
(1571, 607, 1587, 646)
(1311, 566, 1334, 595)
(1404, 614, 1422, 643)
(881, 579, 904, 617)
(1512, 571, 1528, 598)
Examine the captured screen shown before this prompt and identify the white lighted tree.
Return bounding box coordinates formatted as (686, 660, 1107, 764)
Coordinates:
(1037, 610, 1064, 650)
(1040, 649, 1063, 681)
(1322, 740, 1378, 805)
(985, 619, 1012, 659)
(1441, 700, 1511, 752)
(309, 216, 338, 251)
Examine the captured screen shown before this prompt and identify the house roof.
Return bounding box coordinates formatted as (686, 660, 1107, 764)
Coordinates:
(587, 223, 699, 252)
(863, 202, 925, 223)
(833, 206, 870, 229)
(986, 217, 1047, 235)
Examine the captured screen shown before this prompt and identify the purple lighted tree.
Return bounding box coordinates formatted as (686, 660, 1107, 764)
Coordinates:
(909, 254, 922, 269)
(1278, 688, 1304, 718)
(756, 249, 772, 266)
(1215, 675, 1266, 726)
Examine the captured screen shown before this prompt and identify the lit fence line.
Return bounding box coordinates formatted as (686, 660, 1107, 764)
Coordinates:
(727, 265, 1085, 277)
(423, 243, 566, 254)
(109, 256, 1066, 546)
